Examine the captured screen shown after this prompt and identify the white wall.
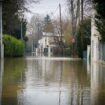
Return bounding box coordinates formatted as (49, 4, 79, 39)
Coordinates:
(91, 9, 100, 61)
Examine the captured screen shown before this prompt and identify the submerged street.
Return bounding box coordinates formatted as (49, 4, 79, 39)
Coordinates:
(0, 58, 105, 105)
(1, 0, 105, 105)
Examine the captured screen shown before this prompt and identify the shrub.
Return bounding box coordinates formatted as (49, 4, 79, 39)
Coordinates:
(3, 34, 25, 57)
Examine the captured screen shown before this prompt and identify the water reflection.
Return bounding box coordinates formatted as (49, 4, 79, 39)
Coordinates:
(91, 63, 105, 105)
(17, 60, 90, 105)
(87, 61, 91, 76)
(0, 60, 4, 105)
(1, 58, 105, 105)
(2, 58, 26, 105)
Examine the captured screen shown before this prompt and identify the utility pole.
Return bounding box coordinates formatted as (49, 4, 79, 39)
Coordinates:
(0, 0, 4, 59)
(59, 3, 63, 56)
(70, 0, 75, 57)
(21, 21, 23, 40)
(19, 10, 24, 40)
(20, 16, 24, 40)
(59, 4, 63, 42)
(81, 0, 84, 58)
(71, 0, 74, 36)
(81, 0, 84, 22)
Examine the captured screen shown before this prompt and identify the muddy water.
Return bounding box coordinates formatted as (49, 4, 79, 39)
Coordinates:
(0, 58, 105, 105)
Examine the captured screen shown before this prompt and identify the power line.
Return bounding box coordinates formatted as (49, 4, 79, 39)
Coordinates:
(50, 2, 67, 20)
(50, 6, 59, 19)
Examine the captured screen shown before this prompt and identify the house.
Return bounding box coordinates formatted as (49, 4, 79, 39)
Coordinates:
(38, 32, 61, 56)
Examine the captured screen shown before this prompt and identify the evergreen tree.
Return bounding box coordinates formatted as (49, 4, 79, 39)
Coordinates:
(77, 18, 91, 58)
(43, 15, 54, 33)
(93, 0, 105, 42)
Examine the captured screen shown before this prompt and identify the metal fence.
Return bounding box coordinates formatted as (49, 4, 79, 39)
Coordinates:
(99, 43, 105, 61)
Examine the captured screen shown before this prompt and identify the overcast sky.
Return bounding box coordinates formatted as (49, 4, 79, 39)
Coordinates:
(25, 0, 67, 22)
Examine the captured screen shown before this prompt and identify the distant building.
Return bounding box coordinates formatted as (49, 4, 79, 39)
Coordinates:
(25, 21, 43, 56)
(38, 32, 61, 56)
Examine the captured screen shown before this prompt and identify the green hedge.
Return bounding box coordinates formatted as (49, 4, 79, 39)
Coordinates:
(3, 34, 25, 57)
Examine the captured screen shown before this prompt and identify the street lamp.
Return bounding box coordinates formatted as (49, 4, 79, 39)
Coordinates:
(18, 10, 24, 40)
(0, 0, 4, 59)
(20, 15, 24, 40)
(21, 18, 24, 40)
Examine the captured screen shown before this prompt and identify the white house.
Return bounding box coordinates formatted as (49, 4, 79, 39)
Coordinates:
(38, 32, 60, 57)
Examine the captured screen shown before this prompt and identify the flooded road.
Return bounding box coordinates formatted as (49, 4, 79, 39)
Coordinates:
(0, 58, 105, 105)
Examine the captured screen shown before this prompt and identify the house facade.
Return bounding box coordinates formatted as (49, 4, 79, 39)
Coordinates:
(38, 32, 60, 56)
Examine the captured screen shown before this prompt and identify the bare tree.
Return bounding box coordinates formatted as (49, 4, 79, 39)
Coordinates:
(66, 0, 92, 56)
(27, 14, 43, 47)
(67, 0, 92, 32)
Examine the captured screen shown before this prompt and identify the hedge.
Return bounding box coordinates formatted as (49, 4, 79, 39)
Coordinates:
(3, 34, 25, 57)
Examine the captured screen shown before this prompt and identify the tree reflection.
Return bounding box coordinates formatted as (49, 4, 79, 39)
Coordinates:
(2, 58, 25, 105)
(0, 60, 4, 105)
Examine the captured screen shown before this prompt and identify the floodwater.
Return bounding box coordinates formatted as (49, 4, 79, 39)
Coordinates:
(0, 58, 105, 105)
